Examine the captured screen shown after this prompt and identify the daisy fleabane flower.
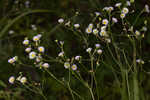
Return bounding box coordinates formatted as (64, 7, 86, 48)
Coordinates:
(74, 24, 80, 28)
(33, 36, 40, 42)
(122, 8, 129, 14)
(102, 19, 109, 26)
(120, 13, 126, 19)
(86, 28, 92, 34)
(115, 3, 122, 7)
(25, 47, 31, 53)
(93, 29, 99, 35)
(135, 30, 140, 36)
(8, 56, 18, 64)
(86, 48, 92, 53)
(38, 46, 45, 53)
(58, 18, 64, 23)
(20, 77, 27, 84)
(8, 76, 15, 84)
(23, 38, 29, 45)
(71, 64, 77, 71)
(95, 44, 101, 48)
(29, 51, 36, 59)
(58, 51, 64, 57)
(97, 49, 103, 55)
(42, 63, 50, 68)
(112, 17, 118, 23)
(136, 59, 144, 64)
(75, 56, 81, 61)
(64, 62, 70, 69)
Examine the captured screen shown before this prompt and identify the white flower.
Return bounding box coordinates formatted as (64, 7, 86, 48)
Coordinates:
(8, 76, 15, 84)
(25, 47, 31, 53)
(74, 24, 80, 28)
(85, 28, 92, 34)
(103, 7, 109, 11)
(33, 36, 40, 42)
(115, 3, 122, 7)
(12, 56, 18, 61)
(145, 5, 150, 13)
(95, 12, 101, 16)
(120, 13, 126, 19)
(9, 30, 14, 34)
(136, 59, 144, 64)
(20, 77, 27, 84)
(93, 29, 99, 35)
(135, 30, 140, 36)
(108, 7, 114, 12)
(8, 58, 15, 64)
(101, 26, 107, 31)
(88, 23, 93, 29)
(126, 1, 131, 6)
(36, 56, 41, 62)
(58, 18, 64, 23)
(42, 63, 50, 68)
(105, 38, 111, 43)
(23, 39, 29, 45)
(100, 30, 107, 37)
(75, 56, 81, 61)
(142, 26, 147, 31)
(37, 34, 42, 38)
(97, 49, 103, 54)
(102, 19, 109, 26)
(64, 62, 70, 69)
(112, 17, 118, 23)
(58, 52, 64, 57)
(122, 8, 129, 14)
(8, 56, 17, 64)
(38, 46, 45, 53)
(29, 51, 36, 59)
(86, 48, 92, 53)
(95, 44, 101, 48)
(71, 64, 77, 71)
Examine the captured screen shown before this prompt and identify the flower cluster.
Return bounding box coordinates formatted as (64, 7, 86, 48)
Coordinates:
(8, 75, 27, 84)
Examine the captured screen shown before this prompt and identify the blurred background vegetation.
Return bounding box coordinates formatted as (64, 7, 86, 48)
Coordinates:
(0, 0, 150, 100)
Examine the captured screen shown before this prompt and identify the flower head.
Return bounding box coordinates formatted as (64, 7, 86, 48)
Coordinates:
(25, 47, 31, 53)
(58, 52, 64, 57)
(8, 76, 15, 84)
(42, 63, 50, 68)
(29, 51, 36, 59)
(115, 3, 122, 7)
(75, 56, 81, 61)
(97, 49, 103, 55)
(23, 39, 29, 45)
(74, 24, 80, 28)
(93, 29, 99, 35)
(102, 19, 109, 26)
(58, 18, 64, 23)
(122, 8, 129, 14)
(38, 46, 45, 53)
(64, 62, 70, 69)
(120, 13, 126, 19)
(86, 48, 92, 53)
(20, 77, 27, 84)
(86, 28, 92, 34)
(71, 64, 77, 71)
(112, 17, 118, 23)
(95, 44, 101, 48)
